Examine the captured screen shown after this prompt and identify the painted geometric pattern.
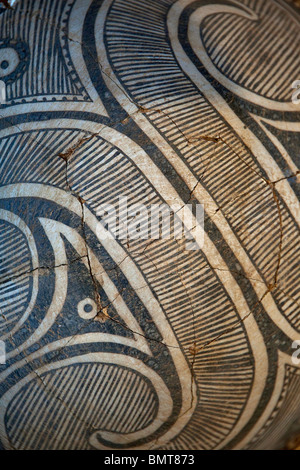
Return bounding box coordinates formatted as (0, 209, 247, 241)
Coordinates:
(0, 0, 299, 450)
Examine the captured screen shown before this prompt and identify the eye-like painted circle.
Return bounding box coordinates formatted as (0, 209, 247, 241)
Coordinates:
(77, 298, 97, 320)
(0, 40, 29, 84)
(0, 47, 20, 78)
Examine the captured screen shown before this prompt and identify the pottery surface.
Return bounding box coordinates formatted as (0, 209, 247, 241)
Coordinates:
(0, 0, 299, 450)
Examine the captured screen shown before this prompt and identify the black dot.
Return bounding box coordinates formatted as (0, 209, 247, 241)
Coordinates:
(0, 61, 9, 70)
(84, 303, 93, 313)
